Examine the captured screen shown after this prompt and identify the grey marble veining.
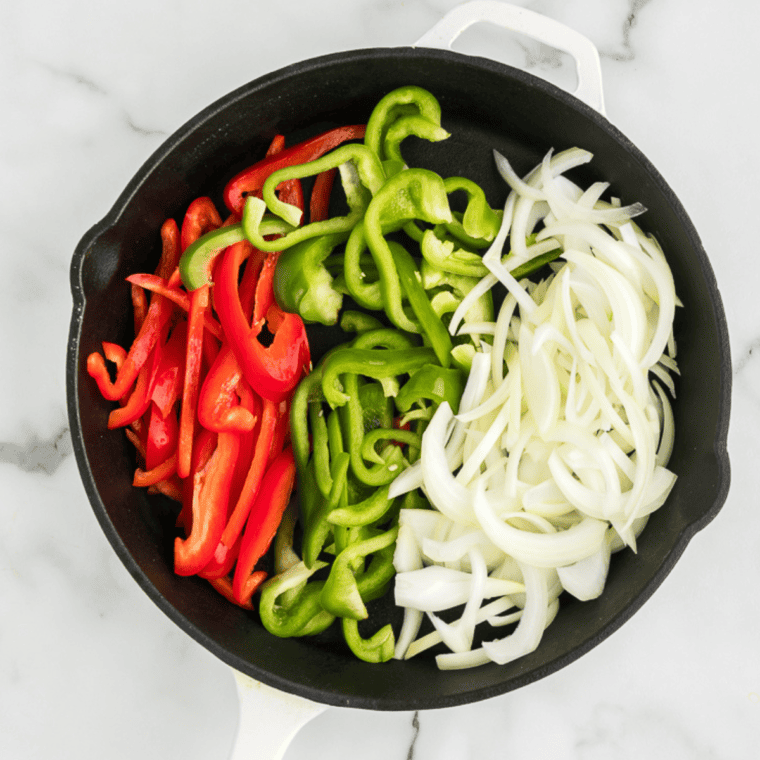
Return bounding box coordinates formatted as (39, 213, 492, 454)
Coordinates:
(2, 1, 757, 758)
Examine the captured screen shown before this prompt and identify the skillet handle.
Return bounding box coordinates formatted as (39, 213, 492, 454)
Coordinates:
(413, 0, 606, 115)
(229, 670, 328, 760)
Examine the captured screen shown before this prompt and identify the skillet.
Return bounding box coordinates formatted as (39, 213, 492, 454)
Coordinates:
(66, 0, 731, 753)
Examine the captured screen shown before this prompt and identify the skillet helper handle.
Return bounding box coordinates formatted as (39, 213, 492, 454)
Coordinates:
(414, 0, 606, 115)
(230, 670, 328, 760)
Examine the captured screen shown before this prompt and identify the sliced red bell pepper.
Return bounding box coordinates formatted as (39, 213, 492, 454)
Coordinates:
(87, 282, 176, 402)
(176, 428, 217, 533)
(177, 284, 209, 479)
(223, 124, 366, 217)
(310, 168, 338, 223)
(252, 252, 278, 329)
(214, 242, 310, 402)
(174, 430, 241, 577)
(133, 450, 178, 488)
(131, 283, 148, 334)
(232, 445, 297, 606)
(197, 346, 256, 433)
(207, 396, 279, 575)
(149, 321, 187, 418)
(181, 197, 223, 253)
(207, 574, 260, 610)
(148, 474, 183, 503)
(156, 218, 181, 280)
(107, 319, 168, 429)
(145, 400, 179, 470)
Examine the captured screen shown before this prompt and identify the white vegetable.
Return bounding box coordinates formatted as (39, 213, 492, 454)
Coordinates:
(392, 146, 680, 670)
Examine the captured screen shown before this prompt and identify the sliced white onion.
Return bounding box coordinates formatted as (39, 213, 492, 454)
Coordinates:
(392, 144, 680, 672)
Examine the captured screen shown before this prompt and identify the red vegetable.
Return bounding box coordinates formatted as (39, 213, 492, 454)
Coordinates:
(223, 124, 366, 217)
(174, 430, 241, 577)
(232, 446, 297, 606)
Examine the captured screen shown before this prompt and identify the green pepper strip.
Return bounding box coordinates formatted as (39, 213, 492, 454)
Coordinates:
(259, 561, 335, 638)
(350, 327, 418, 351)
(362, 168, 453, 332)
(339, 310, 384, 335)
(327, 483, 395, 528)
(383, 115, 450, 165)
(178, 220, 290, 292)
(341, 373, 407, 486)
(290, 368, 324, 476)
(395, 364, 466, 415)
(420, 260, 494, 325)
(443, 176, 501, 243)
(309, 400, 332, 498)
(302, 452, 350, 568)
(320, 525, 398, 620)
(242, 144, 385, 252)
(360, 428, 421, 465)
(272, 232, 346, 325)
(343, 221, 383, 311)
(354, 378, 394, 433)
(320, 344, 436, 408)
(364, 85, 445, 162)
(342, 618, 395, 664)
(420, 227, 490, 278)
(506, 247, 564, 279)
(390, 241, 452, 367)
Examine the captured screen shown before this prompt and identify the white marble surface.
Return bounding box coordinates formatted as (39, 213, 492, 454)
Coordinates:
(1, 0, 757, 757)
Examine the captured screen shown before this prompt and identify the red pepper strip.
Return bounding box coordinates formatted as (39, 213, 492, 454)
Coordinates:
(150, 322, 187, 418)
(131, 283, 148, 333)
(199, 531, 242, 580)
(267, 135, 286, 156)
(126, 272, 224, 341)
(145, 401, 179, 470)
(223, 124, 367, 217)
(252, 252, 278, 329)
(107, 327, 167, 429)
(156, 218, 181, 280)
(87, 271, 179, 401)
(174, 431, 241, 577)
(229, 380, 260, 499)
(197, 346, 257, 433)
(181, 197, 223, 253)
(177, 284, 209, 478)
(207, 574, 259, 610)
(102, 341, 127, 371)
(149, 475, 183, 502)
(238, 246, 265, 315)
(205, 396, 279, 575)
(310, 168, 338, 223)
(215, 243, 310, 402)
(232, 446, 297, 606)
(279, 177, 304, 214)
(125, 427, 147, 460)
(133, 450, 178, 487)
(176, 428, 217, 532)
(268, 398, 290, 466)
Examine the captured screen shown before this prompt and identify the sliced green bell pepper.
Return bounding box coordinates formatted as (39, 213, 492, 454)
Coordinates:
(272, 232, 346, 325)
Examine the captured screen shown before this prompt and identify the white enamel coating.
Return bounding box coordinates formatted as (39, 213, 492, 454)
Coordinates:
(228, 4, 607, 758)
(413, 0, 606, 115)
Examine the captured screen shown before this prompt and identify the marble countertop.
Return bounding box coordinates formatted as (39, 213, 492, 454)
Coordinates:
(2, 0, 757, 757)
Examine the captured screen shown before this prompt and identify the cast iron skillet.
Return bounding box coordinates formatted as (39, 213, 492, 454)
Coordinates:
(66, 11, 731, 712)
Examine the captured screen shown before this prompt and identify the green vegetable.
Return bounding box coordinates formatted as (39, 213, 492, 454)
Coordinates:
(395, 365, 466, 415)
(242, 144, 385, 252)
(272, 233, 346, 325)
(364, 85, 449, 166)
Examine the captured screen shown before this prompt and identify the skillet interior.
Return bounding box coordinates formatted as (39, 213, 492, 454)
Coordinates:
(67, 47, 731, 710)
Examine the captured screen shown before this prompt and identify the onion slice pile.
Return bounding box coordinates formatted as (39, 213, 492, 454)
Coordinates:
(391, 148, 680, 670)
